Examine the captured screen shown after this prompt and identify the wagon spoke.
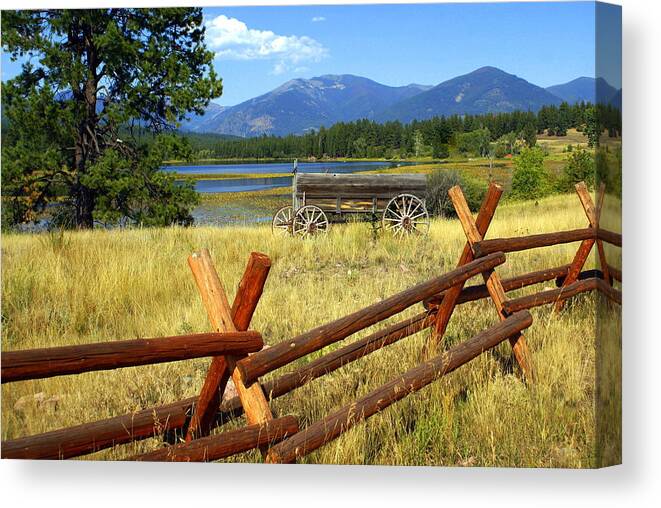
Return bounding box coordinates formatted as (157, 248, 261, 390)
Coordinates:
(409, 201, 422, 216)
(396, 199, 406, 217)
(406, 196, 414, 216)
(386, 208, 403, 220)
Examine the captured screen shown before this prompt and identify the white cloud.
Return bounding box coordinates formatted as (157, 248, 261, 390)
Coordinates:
(311, 16, 326, 22)
(205, 15, 328, 74)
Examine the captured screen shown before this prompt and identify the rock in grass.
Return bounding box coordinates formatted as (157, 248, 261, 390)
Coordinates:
(14, 392, 62, 412)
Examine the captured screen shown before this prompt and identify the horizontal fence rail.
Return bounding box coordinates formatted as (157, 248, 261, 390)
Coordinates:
(1, 398, 193, 460)
(236, 252, 506, 385)
(266, 310, 533, 463)
(473, 228, 595, 257)
(128, 416, 299, 462)
(598, 228, 622, 247)
(607, 264, 622, 282)
(502, 278, 598, 313)
(1, 331, 263, 383)
(424, 264, 573, 309)
(596, 278, 622, 304)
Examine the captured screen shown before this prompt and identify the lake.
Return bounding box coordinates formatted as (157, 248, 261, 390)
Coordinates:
(164, 160, 419, 193)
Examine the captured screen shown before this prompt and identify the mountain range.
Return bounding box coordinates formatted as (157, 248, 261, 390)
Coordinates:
(545, 76, 619, 105)
(181, 66, 620, 137)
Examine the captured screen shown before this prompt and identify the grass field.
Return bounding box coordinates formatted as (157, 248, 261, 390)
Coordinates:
(0, 192, 621, 467)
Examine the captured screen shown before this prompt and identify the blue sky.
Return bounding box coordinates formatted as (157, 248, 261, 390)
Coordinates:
(1, 2, 610, 107)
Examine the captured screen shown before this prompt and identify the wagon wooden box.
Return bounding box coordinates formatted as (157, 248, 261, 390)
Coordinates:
(272, 172, 430, 237)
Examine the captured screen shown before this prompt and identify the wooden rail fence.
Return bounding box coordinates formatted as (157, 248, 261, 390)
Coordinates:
(1, 180, 620, 463)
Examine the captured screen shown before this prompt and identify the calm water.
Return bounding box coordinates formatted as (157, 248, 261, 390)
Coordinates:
(193, 176, 292, 193)
(165, 160, 419, 193)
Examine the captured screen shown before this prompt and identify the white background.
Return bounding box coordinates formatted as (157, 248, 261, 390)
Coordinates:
(1, 1, 659, 506)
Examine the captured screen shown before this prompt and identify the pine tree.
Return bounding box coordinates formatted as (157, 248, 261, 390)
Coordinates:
(2, 9, 222, 228)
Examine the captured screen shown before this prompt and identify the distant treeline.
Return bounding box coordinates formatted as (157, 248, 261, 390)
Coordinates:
(180, 102, 621, 160)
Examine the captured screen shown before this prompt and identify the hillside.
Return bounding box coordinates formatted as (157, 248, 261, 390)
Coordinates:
(546, 76, 618, 104)
(193, 75, 431, 137)
(377, 66, 563, 123)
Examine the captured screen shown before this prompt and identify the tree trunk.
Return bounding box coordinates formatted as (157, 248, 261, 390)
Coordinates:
(74, 183, 95, 229)
(73, 130, 95, 229)
(70, 18, 99, 230)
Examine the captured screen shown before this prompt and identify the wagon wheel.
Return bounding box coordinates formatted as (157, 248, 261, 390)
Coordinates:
(272, 206, 294, 236)
(293, 205, 329, 238)
(382, 193, 430, 237)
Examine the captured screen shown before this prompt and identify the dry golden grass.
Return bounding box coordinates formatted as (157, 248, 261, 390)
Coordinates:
(1, 192, 621, 466)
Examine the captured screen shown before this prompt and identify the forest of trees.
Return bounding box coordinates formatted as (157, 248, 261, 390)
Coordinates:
(181, 102, 622, 160)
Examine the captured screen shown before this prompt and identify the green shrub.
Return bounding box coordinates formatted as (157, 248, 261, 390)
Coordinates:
(511, 146, 550, 200)
(432, 142, 450, 159)
(456, 128, 491, 157)
(425, 170, 486, 217)
(596, 145, 622, 197)
(560, 148, 595, 191)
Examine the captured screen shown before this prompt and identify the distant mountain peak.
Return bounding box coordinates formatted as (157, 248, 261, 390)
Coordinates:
(376, 66, 561, 123)
(546, 76, 618, 104)
(181, 67, 583, 136)
(189, 73, 434, 136)
(472, 65, 508, 74)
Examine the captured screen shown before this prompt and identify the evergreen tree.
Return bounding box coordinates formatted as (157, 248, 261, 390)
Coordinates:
(584, 107, 601, 148)
(521, 123, 538, 147)
(2, 9, 222, 228)
(561, 148, 595, 190)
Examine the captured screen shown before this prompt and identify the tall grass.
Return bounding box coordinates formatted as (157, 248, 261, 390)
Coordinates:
(0, 193, 621, 466)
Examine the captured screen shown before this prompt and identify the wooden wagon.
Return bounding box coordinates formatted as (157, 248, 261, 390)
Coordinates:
(272, 171, 430, 237)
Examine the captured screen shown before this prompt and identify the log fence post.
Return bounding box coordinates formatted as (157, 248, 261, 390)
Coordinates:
(186, 249, 273, 443)
(432, 182, 503, 344)
(554, 182, 609, 311)
(448, 185, 536, 382)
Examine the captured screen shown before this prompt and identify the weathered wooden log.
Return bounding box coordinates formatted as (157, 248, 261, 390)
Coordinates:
(555, 269, 604, 287)
(1, 331, 263, 384)
(598, 228, 622, 247)
(473, 228, 595, 257)
(592, 183, 612, 286)
(596, 240, 611, 285)
(597, 279, 622, 304)
(266, 310, 533, 464)
(555, 182, 599, 312)
(449, 185, 535, 381)
(1, 398, 193, 459)
(237, 252, 507, 385)
(432, 183, 502, 343)
(502, 278, 599, 314)
(129, 416, 299, 462)
(425, 264, 573, 309)
(607, 264, 622, 282)
(265, 310, 436, 400)
(553, 238, 595, 312)
(186, 251, 272, 441)
(187, 249, 273, 440)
